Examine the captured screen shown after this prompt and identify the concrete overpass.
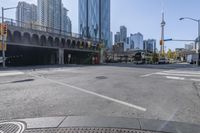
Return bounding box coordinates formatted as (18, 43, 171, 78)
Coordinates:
(2, 18, 102, 66)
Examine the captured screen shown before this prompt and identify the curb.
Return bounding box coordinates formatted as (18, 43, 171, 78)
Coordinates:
(12, 116, 200, 133)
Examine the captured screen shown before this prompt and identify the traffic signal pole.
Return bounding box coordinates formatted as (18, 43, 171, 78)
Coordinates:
(1, 7, 5, 68)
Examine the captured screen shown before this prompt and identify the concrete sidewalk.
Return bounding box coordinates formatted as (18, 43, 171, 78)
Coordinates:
(2, 116, 197, 133)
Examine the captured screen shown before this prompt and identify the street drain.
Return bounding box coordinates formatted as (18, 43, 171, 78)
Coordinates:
(96, 76, 107, 79)
(0, 121, 26, 133)
(12, 79, 35, 83)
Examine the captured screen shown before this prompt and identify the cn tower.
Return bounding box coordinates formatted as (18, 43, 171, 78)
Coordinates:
(160, 12, 166, 55)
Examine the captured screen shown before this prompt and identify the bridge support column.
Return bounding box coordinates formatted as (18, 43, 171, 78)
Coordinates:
(58, 48, 64, 65)
(100, 48, 105, 64)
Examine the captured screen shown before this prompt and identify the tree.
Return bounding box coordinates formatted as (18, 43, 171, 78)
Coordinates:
(167, 49, 173, 59)
(172, 52, 177, 60)
(152, 53, 159, 63)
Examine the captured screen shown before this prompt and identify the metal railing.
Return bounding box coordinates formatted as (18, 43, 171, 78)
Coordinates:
(1, 17, 102, 42)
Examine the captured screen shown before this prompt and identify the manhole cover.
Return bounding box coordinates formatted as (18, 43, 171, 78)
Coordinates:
(96, 76, 107, 79)
(24, 127, 162, 133)
(0, 121, 26, 133)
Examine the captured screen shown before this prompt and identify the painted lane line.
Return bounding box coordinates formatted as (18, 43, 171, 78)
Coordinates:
(140, 73, 155, 77)
(163, 70, 200, 75)
(30, 73, 146, 112)
(156, 72, 200, 77)
(190, 78, 200, 82)
(166, 76, 185, 80)
(140, 71, 167, 77)
(0, 71, 24, 77)
(140, 70, 176, 78)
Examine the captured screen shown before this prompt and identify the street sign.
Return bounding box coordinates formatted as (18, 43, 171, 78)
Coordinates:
(0, 43, 7, 51)
(164, 39, 173, 41)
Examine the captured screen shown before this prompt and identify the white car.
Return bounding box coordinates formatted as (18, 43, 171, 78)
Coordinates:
(158, 58, 169, 64)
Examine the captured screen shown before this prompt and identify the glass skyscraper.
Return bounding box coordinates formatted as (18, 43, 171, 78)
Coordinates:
(79, 0, 111, 48)
(62, 7, 72, 33)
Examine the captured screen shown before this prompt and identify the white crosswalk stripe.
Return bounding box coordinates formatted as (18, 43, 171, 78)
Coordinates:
(0, 71, 24, 77)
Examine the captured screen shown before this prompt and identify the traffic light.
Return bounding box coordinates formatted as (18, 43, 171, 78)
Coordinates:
(0, 23, 2, 36)
(160, 40, 164, 46)
(3, 24, 7, 36)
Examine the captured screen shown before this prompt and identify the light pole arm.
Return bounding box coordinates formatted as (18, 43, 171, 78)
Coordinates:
(180, 17, 199, 22)
(3, 7, 17, 10)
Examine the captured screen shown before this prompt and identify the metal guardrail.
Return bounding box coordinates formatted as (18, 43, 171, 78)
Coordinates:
(1, 17, 102, 43)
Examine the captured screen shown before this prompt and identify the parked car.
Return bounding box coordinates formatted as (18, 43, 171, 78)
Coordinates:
(158, 58, 169, 64)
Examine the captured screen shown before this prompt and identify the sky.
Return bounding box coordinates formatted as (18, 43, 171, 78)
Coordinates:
(1, 0, 200, 50)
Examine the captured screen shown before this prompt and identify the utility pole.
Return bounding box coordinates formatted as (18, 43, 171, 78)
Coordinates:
(1, 7, 5, 68)
(197, 20, 200, 66)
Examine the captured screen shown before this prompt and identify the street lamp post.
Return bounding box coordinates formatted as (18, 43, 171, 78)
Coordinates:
(180, 17, 200, 66)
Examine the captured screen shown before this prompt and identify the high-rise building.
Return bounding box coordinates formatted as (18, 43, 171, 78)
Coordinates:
(143, 39, 156, 52)
(62, 7, 72, 34)
(125, 37, 130, 51)
(66, 16, 72, 33)
(79, 0, 111, 48)
(129, 34, 135, 49)
(109, 31, 113, 49)
(37, 0, 62, 32)
(131, 32, 143, 50)
(114, 32, 120, 43)
(16, 1, 37, 27)
(120, 26, 127, 42)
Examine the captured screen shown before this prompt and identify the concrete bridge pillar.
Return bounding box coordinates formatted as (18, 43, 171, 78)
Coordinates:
(58, 48, 64, 65)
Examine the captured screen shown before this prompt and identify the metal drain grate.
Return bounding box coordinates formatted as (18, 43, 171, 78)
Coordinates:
(0, 122, 26, 133)
(25, 127, 162, 133)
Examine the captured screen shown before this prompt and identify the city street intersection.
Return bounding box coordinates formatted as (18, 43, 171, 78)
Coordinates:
(0, 63, 200, 125)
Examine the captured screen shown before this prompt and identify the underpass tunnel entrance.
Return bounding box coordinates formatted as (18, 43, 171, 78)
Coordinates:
(64, 50, 100, 65)
(5, 45, 58, 66)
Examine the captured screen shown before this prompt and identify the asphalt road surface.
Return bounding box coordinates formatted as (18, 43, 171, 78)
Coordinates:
(0, 63, 200, 125)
